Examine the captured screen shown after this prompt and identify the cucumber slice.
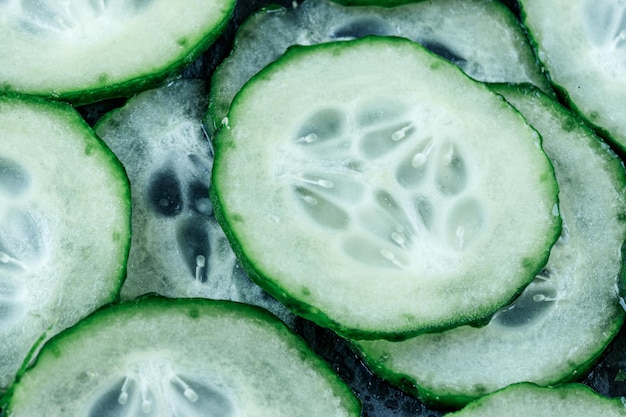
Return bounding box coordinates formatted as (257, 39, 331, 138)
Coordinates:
(0, 0, 235, 105)
(444, 383, 626, 417)
(207, 0, 552, 133)
(2, 297, 361, 417)
(94, 79, 294, 325)
(518, 0, 626, 152)
(0, 95, 131, 391)
(353, 84, 626, 408)
(211, 37, 561, 340)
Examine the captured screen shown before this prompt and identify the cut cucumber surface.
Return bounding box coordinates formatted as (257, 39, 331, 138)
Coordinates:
(0, 0, 235, 104)
(207, 0, 552, 133)
(2, 297, 361, 417)
(211, 37, 561, 340)
(95, 79, 294, 325)
(444, 383, 626, 417)
(353, 84, 626, 407)
(519, 0, 626, 152)
(0, 95, 131, 391)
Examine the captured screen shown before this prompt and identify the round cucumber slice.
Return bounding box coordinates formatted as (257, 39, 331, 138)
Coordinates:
(0, 0, 235, 104)
(519, 0, 626, 152)
(95, 79, 294, 325)
(211, 37, 561, 340)
(2, 297, 361, 417)
(353, 84, 626, 407)
(207, 0, 552, 133)
(444, 383, 626, 417)
(0, 94, 131, 391)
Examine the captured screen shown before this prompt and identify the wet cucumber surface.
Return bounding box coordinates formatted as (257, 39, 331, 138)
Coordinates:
(46, 0, 626, 416)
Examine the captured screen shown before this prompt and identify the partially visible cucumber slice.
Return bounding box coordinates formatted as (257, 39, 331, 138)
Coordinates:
(212, 37, 560, 340)
(444, 383, 626, 417)
(0, 95, 131, 391)
(353, 84, 626, 407)
(95, 79, 294, 325)
(0, 0, 235, 104)
(207, 0, 552, 133)
(519, 0, 626, 152)
(2, 297, 361, 417)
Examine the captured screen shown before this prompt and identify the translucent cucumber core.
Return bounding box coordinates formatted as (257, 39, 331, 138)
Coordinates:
(285, 99, 486, 271)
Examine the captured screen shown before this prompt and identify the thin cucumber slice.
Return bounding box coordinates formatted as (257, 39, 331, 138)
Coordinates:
(207, 0, 552, 133)
(0, 0, 235, 105)
(211, 37, 561, 340)
(519, 0, 626, 152)
(0, 95, 131, 391)
(2, 297, 361, 417)
(444, 383, 626, 417)
(94, 79, 294, 325)
(353, 84, 626, 408)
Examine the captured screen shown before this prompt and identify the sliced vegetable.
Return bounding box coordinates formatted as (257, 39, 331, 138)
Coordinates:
(353, 84, 626, 408)
(0, 94, 131, 391)
(444, 383, 626, 417)
(211, 37, 560, 340)
(95, 79, 294, 324)
(2, 297, 361, 417)
(0, 0, 235, 104)
(207, 0, 552, 133)
(519, 0, 626, 152)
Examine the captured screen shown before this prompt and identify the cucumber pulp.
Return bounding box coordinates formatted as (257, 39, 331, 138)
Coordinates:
(0, 0, 235, 104)
(444, 383, 626, 417)
(95, 79, 294, 325)
(2, 297, 361, 417)
(519, 0, 626, 152)
(207, 0, 552, 133)
(211, 37, 561, 340)
(353, 84, 626, 408)
(0, 94, 131, 392)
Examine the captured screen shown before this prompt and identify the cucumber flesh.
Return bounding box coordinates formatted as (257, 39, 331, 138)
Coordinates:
(212, 37, 561, 340)
(94, 79, 295, 325)
(444, 383, 626, 417)
(207, 0, 552, 132)
(0, 0, 235, 104)
(0, 95, 131, 391)
(519, 0, 626, 152)
(353, 84, 626, 407)
(2, 297, 361, 417)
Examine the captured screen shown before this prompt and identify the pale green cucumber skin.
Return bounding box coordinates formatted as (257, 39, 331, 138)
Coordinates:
(211, 37, 561, 341)
(0, 93, 131, 393)
(445, 383, 626, 417)
(0, 3, 235, 106)
(2, 297, 362, 417)
(351, 84, 626, 409)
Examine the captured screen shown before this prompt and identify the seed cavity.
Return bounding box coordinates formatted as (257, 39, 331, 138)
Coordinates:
(331, 17, 393, 40)
(88, 358, 233, 417)
(0, 158, 31, 196)
(147, 167, 183, 217)
(175, 217, 211, 283)
(492, 269, 559, 327)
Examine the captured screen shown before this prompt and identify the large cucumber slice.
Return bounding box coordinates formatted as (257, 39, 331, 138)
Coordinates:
(353, 84, 626, 408)
(0, 95, 131, 391)
(518, 0, 626, 152)
(2, 297, 361, 417)
(444, 383, 626, 417)
(211, 37, 561, 340)
(207, 0, 552, 133)
(95, 79, 294, 325)
(0, 0, 235, 104)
